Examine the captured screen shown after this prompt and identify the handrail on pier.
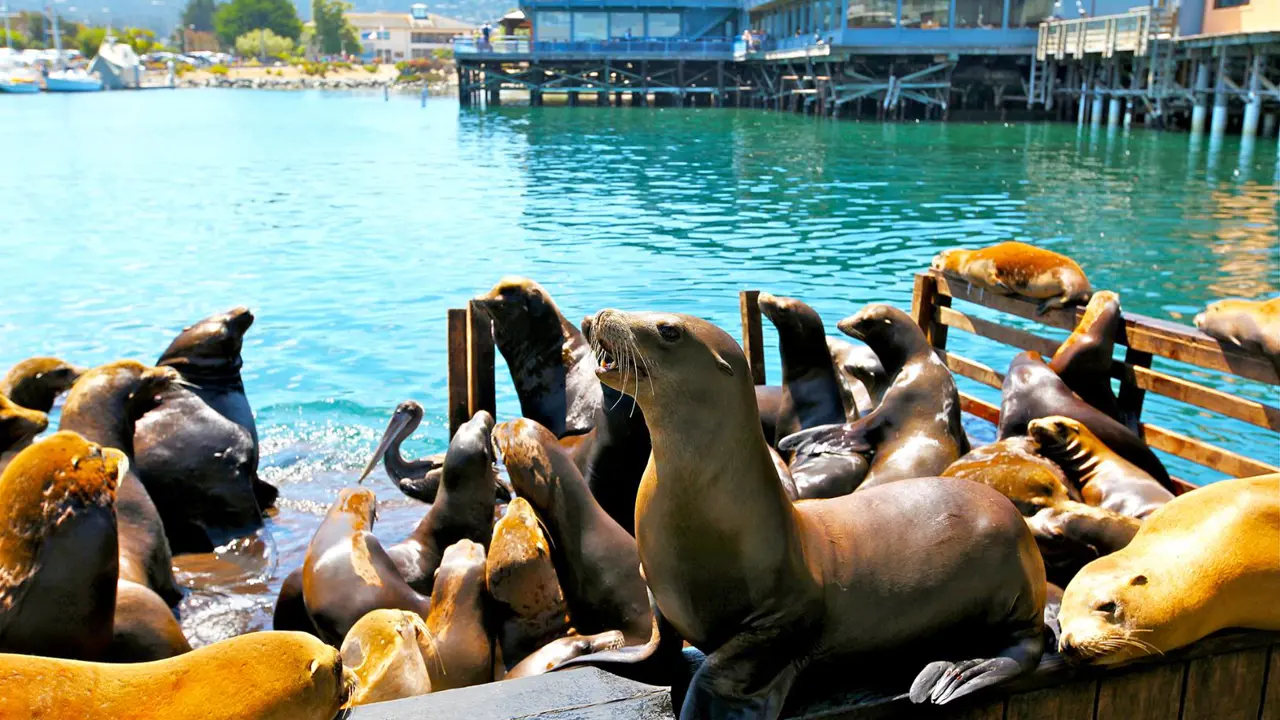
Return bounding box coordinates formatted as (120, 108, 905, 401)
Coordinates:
(1035, 6, 1172, 60)
(454, 36, 736, 59)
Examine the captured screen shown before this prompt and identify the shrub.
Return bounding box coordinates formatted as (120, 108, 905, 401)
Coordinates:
(234, 28, 294, 59)
(210, 64, 229, 75)
(300, 60, 329, 76)
(363, 63, 376, 73)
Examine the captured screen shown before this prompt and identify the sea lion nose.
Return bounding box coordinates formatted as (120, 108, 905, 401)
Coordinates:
(581, 315, 594, 341)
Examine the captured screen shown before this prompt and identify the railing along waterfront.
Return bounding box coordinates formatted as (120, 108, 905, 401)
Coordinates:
(1035, 6, 1170, 60)
(453, 36, 736, 59)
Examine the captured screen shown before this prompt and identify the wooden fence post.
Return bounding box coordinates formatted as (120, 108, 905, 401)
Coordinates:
(447, 309, 470, 437)
(467, 301, 497, 422)
(911, 273, 951, 351)
(740, 290, 767, 385)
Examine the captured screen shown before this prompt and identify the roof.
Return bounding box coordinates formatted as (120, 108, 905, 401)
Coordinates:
(345, 10, 474, 31)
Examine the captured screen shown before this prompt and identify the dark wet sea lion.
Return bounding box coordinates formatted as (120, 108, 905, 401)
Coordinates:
(491, 418, 652, 645)
(572, 309, 1045, 712)
(1030, 416, 1173, 519)
(486, 497, 571, 670)
(754, 384, 784, 448)
(421, 539, 492, 691)
(1049, 291, 1126, 428)
(135, 306, 272, 553)
(59, 361, 183, 607)
(942, 438, 1140, 585)
(0, 432, 123, 660)
(299, 487, 432, 646)
(473, 277, 602, 438)
(932, 241, 1092, 314)
(107, 579, 191, 662)
(357, 400, 445, 503)
(507, 631, 626, 679)
(0, 357, 84, 413)
(780, 304, 968, 493)
(1195, 296, 1280, 372)
(997, 351, 1173, 489)
(340, 608, 433, 705)
(0, 393, 49, 474)
(827, 337, 888, 418)
(272, 566, 318, 634)
(757, 293, 847, 444)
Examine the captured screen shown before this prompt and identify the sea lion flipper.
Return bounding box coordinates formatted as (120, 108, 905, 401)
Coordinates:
(679, 626, 805, 720)
(552, 591, 684, 686)
(777, 423, 872, 456)
(909, 628, 1043, 705)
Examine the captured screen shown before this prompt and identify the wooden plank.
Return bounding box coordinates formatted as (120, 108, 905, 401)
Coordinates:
(1261, 645, 1280, 720)
(1181, 646, 1270, 720)
(447, 308, 470, 437)
(1142, 424, 1280, 477)
(740, 290, 766, 386)
(959, 392, 1001, 424)
(936, 306, 1060, 357)
(944, 353, 1005, 389)
(911, 274, 951, 350)
(1116, 347, 1152, 430)
(1129, 364, 1280, 431)
(1005, 680, 1096, 720)
(467, 301, 497, 421)
(1094, 661, 1185, 720)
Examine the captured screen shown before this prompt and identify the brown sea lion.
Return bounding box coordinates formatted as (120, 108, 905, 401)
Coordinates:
(0, 392, 48, 474)
(473, 277, 603, 438)
(59, 361, 184, 607)
(0, 432, 123, 661)
(108, 579, 192, 662)
(757, 292, 847, 444)
(340, 608, 433, 705)
(571, 309, 1045, 711)
(135, 306, 273, 553)
(942, 438, 1140, 585)
(1029, 416, 1174, 519)
(298, 487, 432, 646)
(827, 337, 888, 418)
(754, 384, 784, 448)
(998, 351, 1173, 489)
(1049, 291, 1127, 428)
(780, 304, 969, 493)
(1195, 296, 1280, 371)
(491, 418, 652, 645)
(506, 631, 626, 679)
(931, 241, 1092, 314)
(486, 497, 571, 670)
(0, 630, 352, 719)
(1059, 474, 1280, 665)
(0, 357, 84, 413)
(422, 539, 492, 691)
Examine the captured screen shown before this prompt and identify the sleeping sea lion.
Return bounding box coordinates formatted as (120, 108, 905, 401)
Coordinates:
(569, 309, 1045, 712)
(1049, 291, 1127, 428)
(422, 539, 492, 691)
(340, 608, 433, 705)
(1058, 474, 1280, 665)
(1195, 296, 1280, 372)
(998, 351, 1173, 489)
(59, 361, 184, 606)
(931, 241, 1092, 314)
(757, 292, 847, 444)
(0, 432, 123, 661)
(486, 497, 571, 670)
(1029, 416, 1173, 519)
(134, 307, 272, 553)
(491, 418, 652, 644)
(0, 393, 48, 474)
(0, 357, 84, 413)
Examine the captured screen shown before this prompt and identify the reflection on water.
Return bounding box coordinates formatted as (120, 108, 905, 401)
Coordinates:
(0, 90, 1277, 645)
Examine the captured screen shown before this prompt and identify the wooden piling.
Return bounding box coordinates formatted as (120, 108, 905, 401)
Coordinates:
(447, 309, 470, 436)
(739, 290, 766, 385)
(467, 301, 497, 423)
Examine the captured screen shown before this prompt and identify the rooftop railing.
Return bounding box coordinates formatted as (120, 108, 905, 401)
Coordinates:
(454, 36, 737, 59)
(1035, 5, 1175, 60)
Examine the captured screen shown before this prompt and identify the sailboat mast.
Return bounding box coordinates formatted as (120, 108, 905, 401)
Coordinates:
(3, 4, 12, 50)
(50, 6, 64, 67)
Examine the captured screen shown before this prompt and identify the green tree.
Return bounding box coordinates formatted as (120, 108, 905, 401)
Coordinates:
(1, 29, 27, 50)
(214, 0, 301, 47)
(181, 0, 219, 32)
(311, 0, 359, 55)
(233, 28, 294, 58)
(75, 26, 107, 58)
(118, 27, 158, 54)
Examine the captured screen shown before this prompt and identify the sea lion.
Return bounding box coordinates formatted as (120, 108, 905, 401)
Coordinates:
(0, 392, 49, 474)
(0, 357, 84, 413)
(1058, 474, 1280, 665)
(108, 579, 192, 662)
(59, 361, 184, 606)
(0, 432, 123, 661)
(491, 418, 652, 644)
(422, 539, 492, 691)
(357, 400, 445, 503)
(507, 631, 626, 679)
(1029, 416, 1173, 519)
(473, 277, 603, 438)
(486, 497, 571, 669)
(827, 337, 888, 418)
(998, 351, 1173, 489)
(0, 630, 352, 719)
(340, 608, 433, 705)
(135, 306, 272, 553)
(1049, 291, 1127, 427)
(931, 241, 1092, 314)
(942, 438, 1140, 584)
(1194, 296, 1280, 371)
(574, 309, 1045, 711)
(757, 292, 847, 444)
(780, 304, 969, 492)
(580, 380, 653, 536)
(755, 384, 784, 448)
(298, 487, 432, 646)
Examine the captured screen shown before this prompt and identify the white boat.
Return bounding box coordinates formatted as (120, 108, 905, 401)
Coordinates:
(0, 70, 41, 92)
(44, 67, 104, 92)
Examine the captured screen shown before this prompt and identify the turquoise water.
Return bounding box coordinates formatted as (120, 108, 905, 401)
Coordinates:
(2, 89, 1277, 643)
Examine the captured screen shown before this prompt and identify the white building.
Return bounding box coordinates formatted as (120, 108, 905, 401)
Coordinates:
(347, 3, 475, 62)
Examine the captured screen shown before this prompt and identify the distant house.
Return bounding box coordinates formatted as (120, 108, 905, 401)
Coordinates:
(89, 39, 142, 89)
(347, 3, 475, 62)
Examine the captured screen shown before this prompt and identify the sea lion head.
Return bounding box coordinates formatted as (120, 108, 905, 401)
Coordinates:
(930, 248, 969, 272)
(431, 539, 487, 612)
(1027, 415, 1088, 459)
(333, 487, 378, 532)
(758, 293, 827, 356)
(486, 496, 561, 616)
(157, 307, 254, 374)
(490, 419, 561, 510)
(584, 309, 747, 413)
(473, 277, 558, 329)
(0, 393, 49, 452)
(339, 608, 434, 706)
(836, 304, 928, 370)
(443, 410, 496, 487)
(1057, 551, 1163, 666)
(62, 361, 187, 450)
(1, 357, 86, 413)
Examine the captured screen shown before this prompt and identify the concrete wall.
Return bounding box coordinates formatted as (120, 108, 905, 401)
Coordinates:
(1202, 0, 1280, 35)
(1178, 0, 1205, 36)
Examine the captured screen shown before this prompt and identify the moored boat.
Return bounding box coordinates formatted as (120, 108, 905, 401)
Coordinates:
(0, 74, 41, 92)
(43, 68, 103, 92)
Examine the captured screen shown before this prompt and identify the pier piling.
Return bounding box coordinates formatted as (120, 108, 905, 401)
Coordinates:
(1191, 60, 1209, 134)
(1241, 52, 1263, 138)
(1210, 53, 1229, 137)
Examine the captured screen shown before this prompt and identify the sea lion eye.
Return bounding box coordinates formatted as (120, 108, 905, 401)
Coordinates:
(657, 323, 681, 342)
(1096, 601, 1117, 615)
(1130, 575, 1147, 586)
